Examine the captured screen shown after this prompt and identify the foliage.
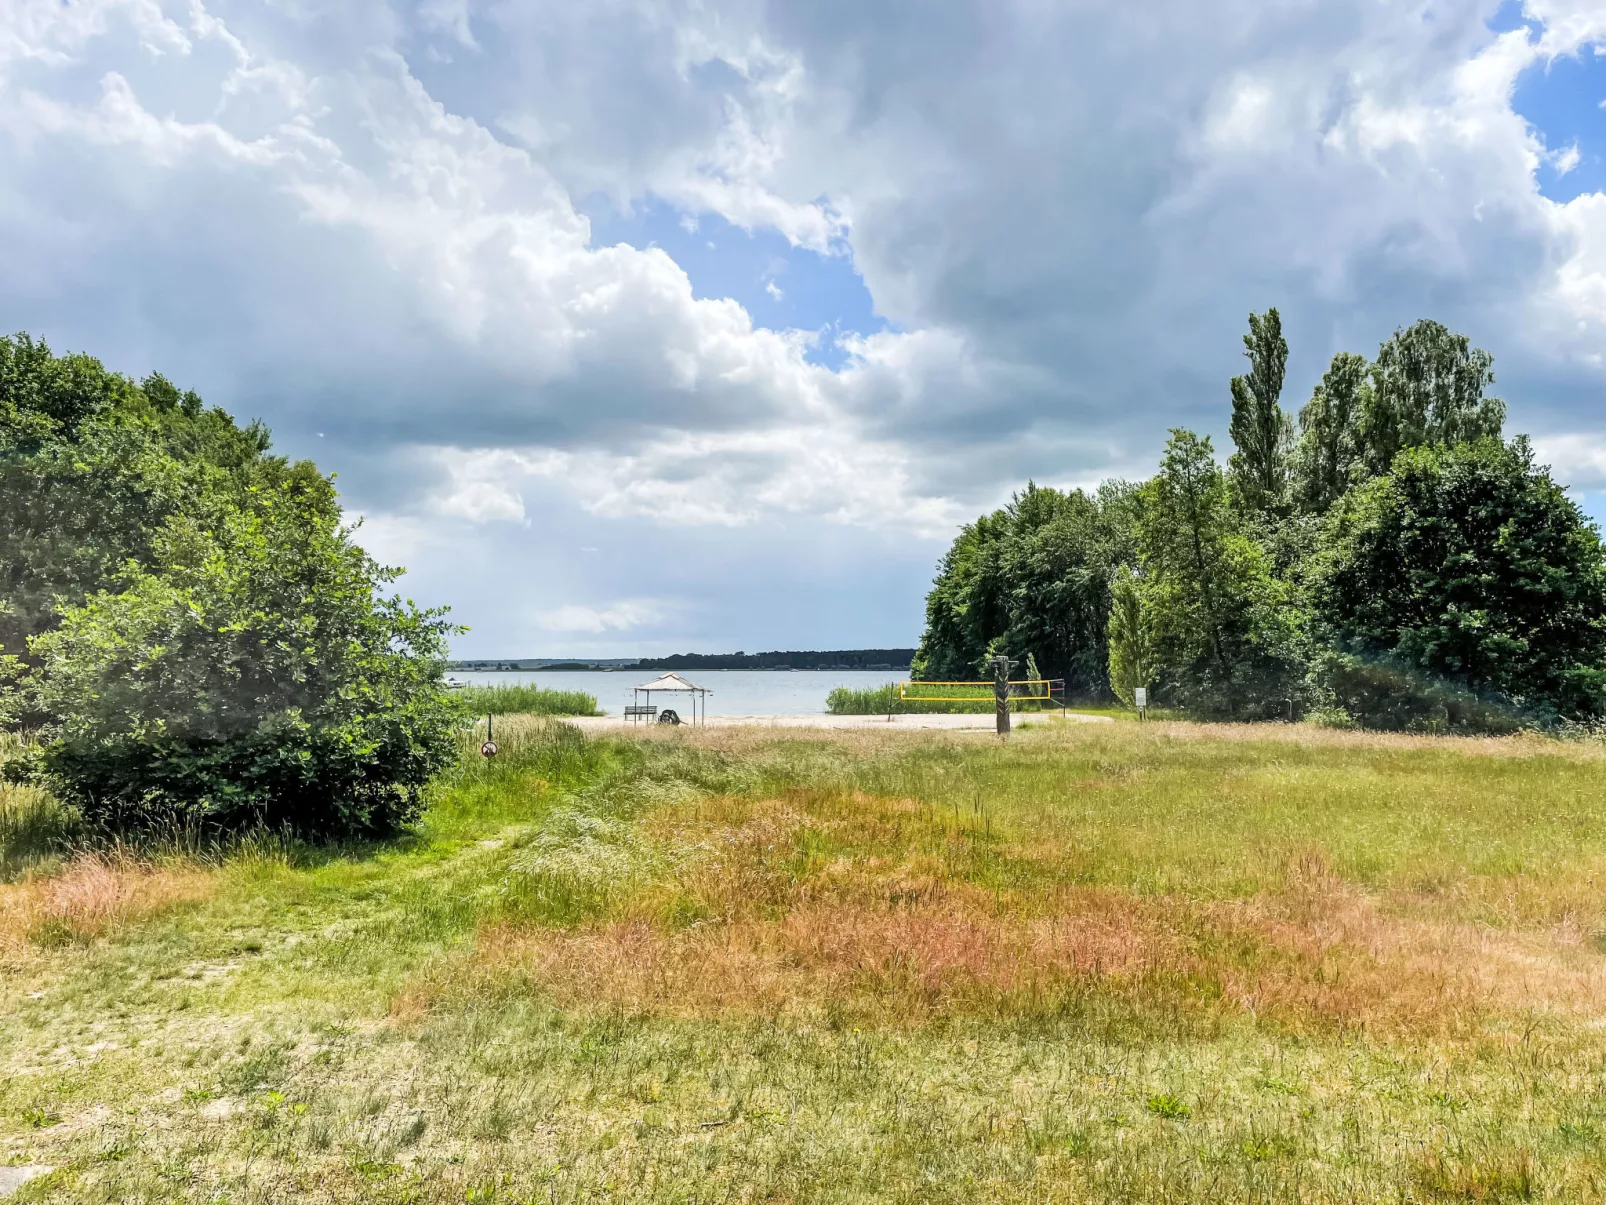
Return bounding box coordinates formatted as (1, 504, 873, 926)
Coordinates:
(1356, 319, 1505, 478)
(0, 334, 460, 838)
(826, 684, 992, 714)
(1291, 351, 1368, 513)
(1138, 431, 1304, 719)
(1105, 569, 1154, 709)
(0, 334, 308, 665)
(1312, 437, 1606, 723)
(912, 481, 1138, 696)
(1226, 307, 1293, 514)
(1307, 651, 1525, 734)
(15, 487, 460, 838)
(917, 312, 1598, 730)
(454, 683, 601, 717)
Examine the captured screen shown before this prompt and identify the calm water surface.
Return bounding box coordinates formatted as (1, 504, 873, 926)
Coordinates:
(447, 669, 902, 717)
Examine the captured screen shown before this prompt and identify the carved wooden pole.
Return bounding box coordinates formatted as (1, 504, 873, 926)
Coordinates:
(991, 655, 1012, 737)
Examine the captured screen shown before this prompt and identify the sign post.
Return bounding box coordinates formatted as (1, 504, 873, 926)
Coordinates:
(481, 712, 498, 758)
(1134, 687, 1148, 722)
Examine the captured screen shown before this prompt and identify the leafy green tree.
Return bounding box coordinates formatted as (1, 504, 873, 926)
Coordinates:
(0, 333, 305, 663)
(20, 485, 460, 837)
(1357, 320, 1504, 477)
(912, 511, 1012, 681)
(1227, 308, 1293, 514)
(1105, 569, 1155, 709)
(1292, 351, 1368, 513)
(912, 482, 1138, 696)
(1139, 430, 1303, 718)
(1312, 438, 1606, 721)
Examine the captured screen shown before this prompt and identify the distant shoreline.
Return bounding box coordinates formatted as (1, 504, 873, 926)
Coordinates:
(447, 649, 915, 673)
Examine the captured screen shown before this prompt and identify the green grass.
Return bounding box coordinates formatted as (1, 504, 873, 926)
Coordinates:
(827, 682, 1080, 714)
(5, 719, 1606, 1201)
(454, 682, 601, 717)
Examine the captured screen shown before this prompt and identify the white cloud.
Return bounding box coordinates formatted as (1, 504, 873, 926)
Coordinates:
(534, 600, 659, 633)
(3, 0, 1606, 653)
(1534, 432, 1606, 491)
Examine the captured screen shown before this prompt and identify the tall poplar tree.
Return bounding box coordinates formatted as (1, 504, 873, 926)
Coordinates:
(1227, 308, 1293, 514)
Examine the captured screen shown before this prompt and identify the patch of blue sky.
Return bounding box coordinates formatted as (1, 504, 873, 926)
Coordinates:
(1578, 493, 1606, 533)
(582, 198, 888, 369)
(1489, 1, 1605, 204)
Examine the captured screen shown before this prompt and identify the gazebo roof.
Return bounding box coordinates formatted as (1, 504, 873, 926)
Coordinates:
(634, 672, 709, 693)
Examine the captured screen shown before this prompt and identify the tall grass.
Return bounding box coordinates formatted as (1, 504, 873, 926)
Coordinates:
(826, 682, 1068, 714)
(454, 682, 601, 717)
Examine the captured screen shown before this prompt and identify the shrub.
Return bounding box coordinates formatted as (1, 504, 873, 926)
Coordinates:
(1310, 651, 1524, 734)
(1313, 438, 1606, 723)
(13, 484, 459, 838)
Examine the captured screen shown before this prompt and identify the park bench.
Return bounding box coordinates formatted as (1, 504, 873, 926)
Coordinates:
(624, 704, 656, 722)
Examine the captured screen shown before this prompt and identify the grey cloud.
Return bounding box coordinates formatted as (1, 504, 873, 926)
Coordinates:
(2, 0, 1604, 594)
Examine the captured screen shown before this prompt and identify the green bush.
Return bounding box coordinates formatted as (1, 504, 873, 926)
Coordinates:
(1313, 438, 1606, 723)
(12, 485, 460, 838)
(1310, 651, 1525, 734)
(454, 683, 600, 717)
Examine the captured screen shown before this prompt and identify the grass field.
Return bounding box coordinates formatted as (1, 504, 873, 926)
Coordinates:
(5, 718, 1606, 1201)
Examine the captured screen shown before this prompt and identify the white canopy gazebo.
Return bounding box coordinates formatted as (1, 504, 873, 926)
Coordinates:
(629, 672, 710, 726)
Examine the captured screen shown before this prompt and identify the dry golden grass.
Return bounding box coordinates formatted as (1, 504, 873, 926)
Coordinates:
(0, 851, 213, 961)
(402, 779, 1606, 1042)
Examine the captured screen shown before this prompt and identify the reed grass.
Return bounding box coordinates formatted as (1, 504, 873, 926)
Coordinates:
(6, 720, 1606, 1201)
(454, 682, 601, 717)
(826, 681, 1076, 714)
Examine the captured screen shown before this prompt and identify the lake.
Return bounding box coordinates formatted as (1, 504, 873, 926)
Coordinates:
(446, 669, 903, 717)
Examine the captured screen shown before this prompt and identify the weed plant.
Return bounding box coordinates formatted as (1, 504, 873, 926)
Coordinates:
(5, 719, 1606, 1201)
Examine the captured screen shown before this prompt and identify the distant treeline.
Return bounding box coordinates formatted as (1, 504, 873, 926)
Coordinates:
(451, 649, 916, 673)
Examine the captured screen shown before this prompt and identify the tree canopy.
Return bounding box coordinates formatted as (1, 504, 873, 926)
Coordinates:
(914, 317, 1606, 730)
(1, 333, 458, 837)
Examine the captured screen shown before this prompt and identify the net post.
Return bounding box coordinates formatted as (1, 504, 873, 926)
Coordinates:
(991, 656, 1011, 736)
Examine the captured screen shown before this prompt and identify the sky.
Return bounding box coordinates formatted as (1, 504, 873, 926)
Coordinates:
(1, 0, 1604, 659)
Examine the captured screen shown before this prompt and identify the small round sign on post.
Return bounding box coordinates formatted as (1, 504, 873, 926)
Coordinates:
(481, 740, 498, 758)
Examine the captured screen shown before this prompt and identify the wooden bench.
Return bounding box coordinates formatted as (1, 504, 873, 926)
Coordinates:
(624, 704, 657, 722)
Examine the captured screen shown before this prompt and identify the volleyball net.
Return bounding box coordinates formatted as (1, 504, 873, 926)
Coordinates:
(896, 678, 1066, 706)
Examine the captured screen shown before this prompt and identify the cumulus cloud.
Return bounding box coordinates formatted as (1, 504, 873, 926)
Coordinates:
(533, 601, 660, 634)
(2, 0, 1604, 653)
